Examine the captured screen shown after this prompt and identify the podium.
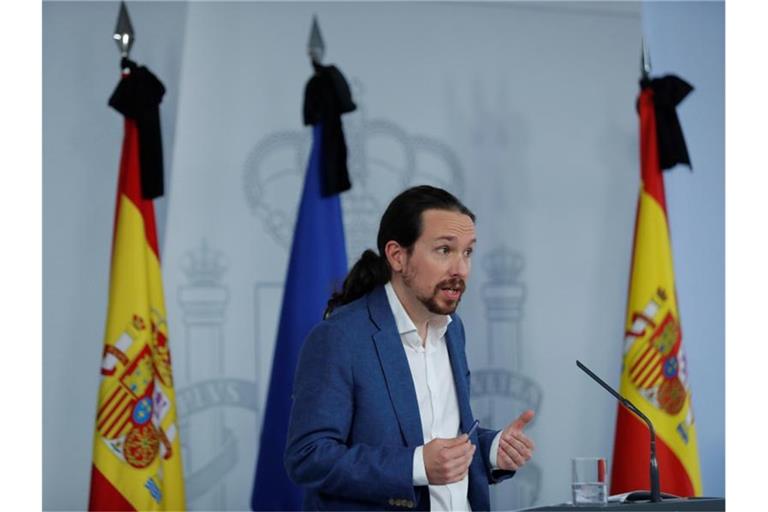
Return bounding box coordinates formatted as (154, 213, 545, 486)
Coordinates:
(520, 497, 725, 511)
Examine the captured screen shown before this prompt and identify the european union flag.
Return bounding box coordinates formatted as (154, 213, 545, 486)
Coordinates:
(251, 122, 349, 510)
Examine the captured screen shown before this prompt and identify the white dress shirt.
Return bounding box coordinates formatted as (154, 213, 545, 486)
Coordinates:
(384, 283, 501, 511)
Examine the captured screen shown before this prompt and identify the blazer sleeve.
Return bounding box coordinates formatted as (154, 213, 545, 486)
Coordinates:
(284, 321, 417, 505)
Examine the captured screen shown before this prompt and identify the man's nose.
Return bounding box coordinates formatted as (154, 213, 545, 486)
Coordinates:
(450, 254, 470, 278)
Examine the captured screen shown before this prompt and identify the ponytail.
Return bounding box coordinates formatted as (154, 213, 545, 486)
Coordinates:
(324, 250, 390, 318)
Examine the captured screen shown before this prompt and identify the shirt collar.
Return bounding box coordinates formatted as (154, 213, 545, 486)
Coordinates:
(384, 282, 451, 347)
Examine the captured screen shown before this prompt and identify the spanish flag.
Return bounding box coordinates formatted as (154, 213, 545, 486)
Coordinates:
(89, 62, 185, 511)
(610, 75, 701, 497)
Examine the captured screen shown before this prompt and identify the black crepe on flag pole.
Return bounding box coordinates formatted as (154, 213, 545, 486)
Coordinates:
(639, 37, 694, 172)
(303, 15, 357, 197)
(108, 1, 166, 200)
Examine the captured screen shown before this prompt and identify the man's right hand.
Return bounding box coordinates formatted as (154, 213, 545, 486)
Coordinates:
(423, 434, 476, 485)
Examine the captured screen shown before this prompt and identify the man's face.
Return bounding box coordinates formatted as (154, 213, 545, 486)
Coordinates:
(398, 209, 476, 316)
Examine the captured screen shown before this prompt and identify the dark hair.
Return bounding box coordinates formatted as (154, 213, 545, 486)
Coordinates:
(324, 185, 475, 317)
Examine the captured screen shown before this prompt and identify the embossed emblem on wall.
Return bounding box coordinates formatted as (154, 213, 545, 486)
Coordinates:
(175, 240, 259, 509)
(243, 79, 465, 260)
(472, 247, 543, 509)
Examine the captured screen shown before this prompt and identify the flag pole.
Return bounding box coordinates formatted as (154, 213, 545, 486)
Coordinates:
(113, 1, 135, 72)
(640, 37, 651, 83)
(308, 14, 325, 65)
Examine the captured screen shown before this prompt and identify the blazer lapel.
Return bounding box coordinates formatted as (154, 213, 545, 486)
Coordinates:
(445, 321, 474, 433)
(368, 287, 424, 448)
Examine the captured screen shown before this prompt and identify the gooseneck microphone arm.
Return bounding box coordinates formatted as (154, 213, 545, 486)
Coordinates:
(576, 360, 661, 503)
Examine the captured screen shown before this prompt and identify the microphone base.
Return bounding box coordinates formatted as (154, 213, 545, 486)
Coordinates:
(610, 490, 681, 503)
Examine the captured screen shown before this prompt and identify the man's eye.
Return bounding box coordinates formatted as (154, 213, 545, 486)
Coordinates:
(437, 246, 450, 255)
(465, 248, 474, 257)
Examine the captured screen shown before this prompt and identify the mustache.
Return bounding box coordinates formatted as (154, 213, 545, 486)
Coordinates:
(436, 278, 466, 292)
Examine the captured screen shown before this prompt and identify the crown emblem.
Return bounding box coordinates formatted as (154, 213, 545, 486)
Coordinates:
(242, 78, 466, 260)
(181, 239, 228, 286)
(483, 246, 524, 284)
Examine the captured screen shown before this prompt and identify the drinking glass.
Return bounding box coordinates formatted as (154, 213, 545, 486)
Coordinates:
(571, 457, 607, 506)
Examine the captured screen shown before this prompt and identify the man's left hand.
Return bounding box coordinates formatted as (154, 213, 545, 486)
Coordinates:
(497, 409, 536, 471)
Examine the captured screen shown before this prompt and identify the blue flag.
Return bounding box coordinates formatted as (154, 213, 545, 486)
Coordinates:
(251, 123, 348, 510)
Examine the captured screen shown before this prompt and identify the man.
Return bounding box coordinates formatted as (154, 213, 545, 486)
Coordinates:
(285, 185, 535, 510)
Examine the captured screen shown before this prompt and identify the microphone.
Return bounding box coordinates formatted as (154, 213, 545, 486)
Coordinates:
(576, 360, 661, 503)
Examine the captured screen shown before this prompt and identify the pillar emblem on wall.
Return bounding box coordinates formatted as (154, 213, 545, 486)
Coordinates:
(175, 240, 259, 509)
(473, 246, 543, 509)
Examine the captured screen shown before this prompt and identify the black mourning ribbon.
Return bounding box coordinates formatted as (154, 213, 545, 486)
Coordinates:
(303, 62, 357, 196)
(108, 58, 166, 200)
(641, 75, 694, 171)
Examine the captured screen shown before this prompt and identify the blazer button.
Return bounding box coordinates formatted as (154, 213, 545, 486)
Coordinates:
(388, 498, 395, 506)
(395, 499, 403, 506)
(406, 500, 414, 508)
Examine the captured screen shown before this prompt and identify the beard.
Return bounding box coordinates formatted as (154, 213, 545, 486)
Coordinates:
(403, 271, 467, 315)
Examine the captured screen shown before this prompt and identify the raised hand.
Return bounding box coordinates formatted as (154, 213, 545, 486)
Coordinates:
(497, 410, 535, 471)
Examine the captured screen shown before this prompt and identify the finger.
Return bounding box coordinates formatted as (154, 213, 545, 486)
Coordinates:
(496, 449, 518, 471)
(443, 434, 470, 448)
(462, 444, 476, 467)
(503, 437, 530, 460)
(500, 438, 527, 467)
(515, 432, 535, 451)
(502, 435, 532, 459)
(509, 409, 535, 431)
(446, 457, 470, 477)
(443, 440, 474, 460)
(445, 444, 475, 470)
(433, 436, 465, 455)
(504, 429, 535, 451)
(501, 448, 524, 468)
(449, 460, 472, 482)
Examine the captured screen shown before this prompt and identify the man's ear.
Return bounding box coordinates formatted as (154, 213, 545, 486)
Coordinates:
(384, 240, 405, 273)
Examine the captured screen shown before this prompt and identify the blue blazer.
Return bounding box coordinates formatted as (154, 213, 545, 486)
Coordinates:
(284, 286, 514, 511)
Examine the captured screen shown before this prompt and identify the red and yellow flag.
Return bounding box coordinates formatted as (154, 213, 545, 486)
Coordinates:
(610, 85, 702, 496)
(88, 117, 185, 510)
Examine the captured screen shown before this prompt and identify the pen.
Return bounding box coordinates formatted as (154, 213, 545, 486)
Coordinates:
(464, 419, 479, 439)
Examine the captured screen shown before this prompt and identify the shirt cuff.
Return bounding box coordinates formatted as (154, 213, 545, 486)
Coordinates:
(413, 445, 429, 486)
(490, 431, 503, 469)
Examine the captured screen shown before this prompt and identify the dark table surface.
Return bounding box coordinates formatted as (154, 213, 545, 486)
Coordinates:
(521, 497, 725, 512)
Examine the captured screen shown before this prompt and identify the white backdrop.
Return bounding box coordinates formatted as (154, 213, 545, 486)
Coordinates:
(42, 1, 724, 510)
(163, 3, 638, 510)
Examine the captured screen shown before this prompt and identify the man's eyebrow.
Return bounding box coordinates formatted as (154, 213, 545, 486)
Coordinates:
(432, 236, 477, 244)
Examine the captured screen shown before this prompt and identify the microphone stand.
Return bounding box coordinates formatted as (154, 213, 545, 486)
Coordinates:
(576, 360, 661, 503)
